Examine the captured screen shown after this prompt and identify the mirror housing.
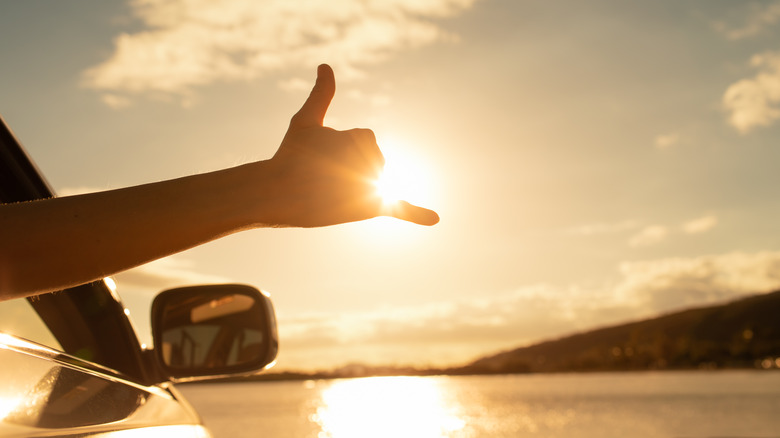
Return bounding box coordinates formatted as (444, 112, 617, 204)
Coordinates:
(151, 284, 278, 381)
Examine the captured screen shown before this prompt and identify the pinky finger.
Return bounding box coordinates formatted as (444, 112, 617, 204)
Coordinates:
(384, 201, 440, 226)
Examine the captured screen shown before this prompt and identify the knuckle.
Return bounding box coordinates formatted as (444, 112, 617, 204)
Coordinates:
(350, 128, 377, 144)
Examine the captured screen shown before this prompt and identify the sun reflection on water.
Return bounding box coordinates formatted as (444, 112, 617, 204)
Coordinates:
(311, 376, 465, 438)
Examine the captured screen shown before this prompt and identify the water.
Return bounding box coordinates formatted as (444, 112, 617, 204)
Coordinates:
(179, 370, 780, 438)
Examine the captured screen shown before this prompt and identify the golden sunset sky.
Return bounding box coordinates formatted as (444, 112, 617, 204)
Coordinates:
(3, 0, 780, 371)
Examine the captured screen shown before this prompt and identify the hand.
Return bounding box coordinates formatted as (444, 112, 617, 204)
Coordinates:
(267, 64, 439, 227)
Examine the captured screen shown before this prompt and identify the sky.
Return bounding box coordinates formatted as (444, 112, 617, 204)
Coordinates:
(2, 0, 780, 371)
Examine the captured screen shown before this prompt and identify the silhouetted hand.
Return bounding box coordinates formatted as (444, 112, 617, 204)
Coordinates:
(268, 64, 439, 227)
(0, 64, 439, 300)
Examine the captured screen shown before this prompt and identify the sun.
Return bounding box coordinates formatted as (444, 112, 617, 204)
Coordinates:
(354, 136, 438, 241)
(373, 138, 433, 208)
(374, 165, 409, 206)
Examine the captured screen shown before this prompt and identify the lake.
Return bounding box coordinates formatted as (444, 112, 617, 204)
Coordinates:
(179, 370, 780, 438)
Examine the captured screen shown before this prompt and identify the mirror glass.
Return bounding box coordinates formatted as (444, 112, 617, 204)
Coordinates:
(154, 287, 270, 372)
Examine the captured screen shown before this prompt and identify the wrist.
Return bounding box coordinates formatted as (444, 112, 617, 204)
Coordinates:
(238, 159, 298, 228)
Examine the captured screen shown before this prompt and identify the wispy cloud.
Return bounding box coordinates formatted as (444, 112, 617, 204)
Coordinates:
(276, 284, 600, 369)
(625, 215, 718, 247)
(628, 225, 668, 248)
(346, 89, 392, 107)
(566, 220, 639, 236)
(276, 250, 780, 370)
(682, 214, 718, 234)
(654, 132, 680, 149)
(568, 215, 717, 245)
(723, 51, 780, 133)
(82, 0, 478, 107)
(276, 77, 312, 93)
(113, 256, 232, 291)
(615, 251, 780, 314)
(100, 93, 133, 109)
(713, 1, 780, 41)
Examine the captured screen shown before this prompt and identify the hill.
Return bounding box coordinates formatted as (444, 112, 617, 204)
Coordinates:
(236, 290, 780, 382)
(456, 290, 780, 374)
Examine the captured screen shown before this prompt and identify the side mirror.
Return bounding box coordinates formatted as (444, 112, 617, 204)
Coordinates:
(151, 284, 278, 381)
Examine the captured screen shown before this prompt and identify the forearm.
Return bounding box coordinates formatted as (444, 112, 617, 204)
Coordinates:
(0, 160, 274, 300)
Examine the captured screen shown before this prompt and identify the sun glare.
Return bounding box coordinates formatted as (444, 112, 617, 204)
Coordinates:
(374, 138, 434, 208)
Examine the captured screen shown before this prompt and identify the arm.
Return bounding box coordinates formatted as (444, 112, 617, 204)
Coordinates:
(0, 64, 438, 300)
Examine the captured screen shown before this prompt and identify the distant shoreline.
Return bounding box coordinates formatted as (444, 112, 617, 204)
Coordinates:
(188, 363, 780, 384)
(194, 290, 780, 384)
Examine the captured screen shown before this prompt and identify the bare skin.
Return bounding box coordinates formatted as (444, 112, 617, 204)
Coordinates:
(0, 64, 439, 300)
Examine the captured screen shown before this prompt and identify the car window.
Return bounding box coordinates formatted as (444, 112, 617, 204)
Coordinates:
(0, 297, 63, 350)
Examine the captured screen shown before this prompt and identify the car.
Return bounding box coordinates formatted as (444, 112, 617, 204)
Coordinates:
(0, 114, 279, 437)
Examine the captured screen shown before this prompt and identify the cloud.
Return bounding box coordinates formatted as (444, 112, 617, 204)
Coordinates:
(281, 284, 569, 347)
(682, 214, 718, 234)
(82, 0, 479, 106)
(113, 256, 232, 291)
(275, 284, 596, 369)
(277, 77, 311, 93)
(626, 215, 718, 247)
(723, 51, 780, 133)
(100, 93, 133, 109)
(628, 225, 668, 248)
(615, 251, 780, 314)
(346, 89, 393, 107)
(654, 133, 679, 149)
(566, 220, 639, 236)
(713, 2, 780, 41)
(274, 250, 780, 370)
(570, 215, 717, 247)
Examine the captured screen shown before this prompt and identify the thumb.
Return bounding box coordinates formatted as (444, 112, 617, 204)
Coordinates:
(290, 64, 336, 128)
